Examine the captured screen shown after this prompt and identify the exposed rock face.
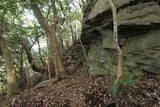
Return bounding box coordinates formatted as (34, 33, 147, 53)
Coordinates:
(82, 0, 160, 77)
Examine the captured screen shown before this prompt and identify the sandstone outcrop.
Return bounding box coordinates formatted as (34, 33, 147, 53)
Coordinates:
(82, 0, 160, 77)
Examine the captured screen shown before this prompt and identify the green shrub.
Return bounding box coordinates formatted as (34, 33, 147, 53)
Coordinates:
(108, 68, 141, 95)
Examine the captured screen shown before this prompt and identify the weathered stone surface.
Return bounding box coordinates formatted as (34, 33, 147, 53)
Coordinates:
(101, 30, 116, 49)
(87, 39, 117, 76)
(123, 30, 160, 53)
(87, 0, 135, 20)
(82, 1, 160, 43)
(118, 2, 160, 25)
(86, 29, 160, 75)
(82, 0, 160, 77)
(123, 30, 160, 74)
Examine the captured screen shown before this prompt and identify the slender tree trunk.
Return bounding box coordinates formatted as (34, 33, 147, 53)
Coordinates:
(19, 48, 24, 72)
(19, 48, 27, 89)
(31, 2, 66, 80)
(108, 0, 123, 84)
(47, 36, 55, 79)
(47, 38, 52, 79)
(37, 38, 45, 67)
(70, 24, 75, 45)
(0, 35, 19, 96)
(58, 35, 64, 52)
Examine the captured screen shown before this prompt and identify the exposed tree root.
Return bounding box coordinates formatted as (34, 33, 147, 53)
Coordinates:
(33, 77, 60, 89)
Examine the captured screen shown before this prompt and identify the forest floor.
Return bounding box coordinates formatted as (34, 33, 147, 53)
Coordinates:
(0, 44, 160, 107)
(0, 68, 160, 107)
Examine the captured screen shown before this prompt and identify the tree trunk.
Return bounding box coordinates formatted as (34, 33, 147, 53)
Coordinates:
(108, 0, 123, 84)
(23, 44, 44, 73)
(37, 38, 45, 67)
(31, 2, 66, 80)
(0, 35, 19, 96)
(19, 48, 27, 89)
(17, 35, 46, 73)
(47, 36, 55, 79)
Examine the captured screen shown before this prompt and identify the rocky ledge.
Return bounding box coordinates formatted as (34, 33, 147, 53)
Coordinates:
(82, 0, 160, 77)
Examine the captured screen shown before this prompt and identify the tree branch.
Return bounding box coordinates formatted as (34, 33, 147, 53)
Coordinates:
(31, 2, 51, 34)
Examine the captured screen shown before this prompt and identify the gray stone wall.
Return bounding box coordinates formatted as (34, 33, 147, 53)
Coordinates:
(82, 0, 160, 77)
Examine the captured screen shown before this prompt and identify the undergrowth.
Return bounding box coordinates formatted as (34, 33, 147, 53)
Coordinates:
(109, 68, 141, 95)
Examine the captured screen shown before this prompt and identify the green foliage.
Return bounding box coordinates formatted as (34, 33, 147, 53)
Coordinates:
(0, 71, 7, 92)
(108, 83, 118, 95)
(0, 0, 19, 16)
(0, 0, 85, 90)
(109, 68, 141, 95)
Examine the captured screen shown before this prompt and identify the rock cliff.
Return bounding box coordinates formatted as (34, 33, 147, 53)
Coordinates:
(82, 0, 160, 77)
